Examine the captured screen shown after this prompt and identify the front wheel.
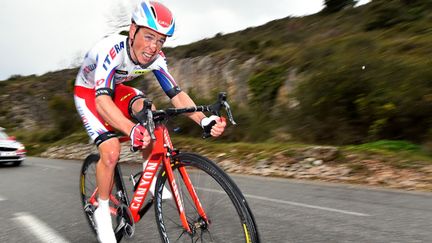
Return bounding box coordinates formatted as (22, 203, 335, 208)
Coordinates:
(154, 152, 260, 243)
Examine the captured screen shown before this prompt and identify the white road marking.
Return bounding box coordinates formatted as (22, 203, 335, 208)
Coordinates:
(0, 195, 6, 202)
(244, 193, 371, 217)
(13, 212, 70, 243)
(196, 187, 371, 217)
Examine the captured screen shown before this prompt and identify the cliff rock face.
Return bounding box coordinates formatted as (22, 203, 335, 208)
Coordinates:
(143, 54, 260, 106)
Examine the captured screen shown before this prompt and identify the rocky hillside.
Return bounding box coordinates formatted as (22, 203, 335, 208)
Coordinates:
(2, 1, 432, 192)
(1, 1, 432, 146)
(0, 69, 78, 130)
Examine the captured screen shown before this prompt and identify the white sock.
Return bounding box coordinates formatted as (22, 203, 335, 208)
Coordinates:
(98, 198, 109, 209)
(94, 198, 116, 243)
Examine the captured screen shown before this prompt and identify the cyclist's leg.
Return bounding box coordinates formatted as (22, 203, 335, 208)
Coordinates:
(75, 85, 120, 199)
(93, 137, 120, 243)
(96, 137, 121, 200)
(75, 86, 118, 242)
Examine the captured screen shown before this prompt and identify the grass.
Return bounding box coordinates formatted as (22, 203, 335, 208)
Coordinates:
(172, 136, 432, 168)
(343, 140, 432, 169)
(166, 135, 309, 165)
(349, 140, 421, 152)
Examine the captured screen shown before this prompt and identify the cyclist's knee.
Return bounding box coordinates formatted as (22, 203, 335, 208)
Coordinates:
(101, 151, 119, 168)
(98, 138, 120, 167)
(129, 96, 156, 118)
(129, 95, 145, 116)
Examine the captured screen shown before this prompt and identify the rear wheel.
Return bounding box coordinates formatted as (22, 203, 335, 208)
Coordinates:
(154, 152, 259, 243)
(80, 154, 131, 242)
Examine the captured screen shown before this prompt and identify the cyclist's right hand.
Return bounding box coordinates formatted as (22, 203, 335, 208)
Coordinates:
(201, 115, 226, 138)
(129, 124, 150, 152)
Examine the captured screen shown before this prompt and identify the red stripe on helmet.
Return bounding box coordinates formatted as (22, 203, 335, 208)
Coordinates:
(151, 1, 173, 28)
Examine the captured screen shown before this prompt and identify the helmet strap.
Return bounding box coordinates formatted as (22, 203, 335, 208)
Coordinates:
(128, 26, 141, 65)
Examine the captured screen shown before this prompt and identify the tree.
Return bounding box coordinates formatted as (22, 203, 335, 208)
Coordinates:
(323, 0, 358, 13)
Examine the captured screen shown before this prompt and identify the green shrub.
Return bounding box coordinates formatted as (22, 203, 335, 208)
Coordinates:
(248, 65, 287, 110)
(48, 95, 81, 138)
(365, 0, 430, 31)
(323, 0, 357, 14)
(291, 45, 432, 144)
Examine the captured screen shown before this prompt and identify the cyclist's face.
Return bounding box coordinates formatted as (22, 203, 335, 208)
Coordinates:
(130, 25, 166, 64)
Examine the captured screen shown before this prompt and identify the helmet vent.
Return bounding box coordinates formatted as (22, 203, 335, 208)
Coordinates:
(150, 6, 157, 18)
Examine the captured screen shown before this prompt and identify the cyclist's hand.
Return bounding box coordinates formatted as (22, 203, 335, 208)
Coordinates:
(201, 115, 226, 138)
(129, 124, 150, 152)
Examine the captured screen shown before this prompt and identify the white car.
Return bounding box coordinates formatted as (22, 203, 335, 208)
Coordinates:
(0, 127, 26, 166)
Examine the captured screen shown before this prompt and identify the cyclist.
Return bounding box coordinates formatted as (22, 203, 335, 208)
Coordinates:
(74, 1, 226, 242)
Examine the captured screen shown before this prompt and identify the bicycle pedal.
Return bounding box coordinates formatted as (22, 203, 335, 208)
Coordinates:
(114, 219, 126, 234)
(116, 204, 135, 238)
(124, 223, 135, 239)
(84, 203, 95, 215)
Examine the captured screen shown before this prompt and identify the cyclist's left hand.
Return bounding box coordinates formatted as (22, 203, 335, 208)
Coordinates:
(201, 115, 226, 137)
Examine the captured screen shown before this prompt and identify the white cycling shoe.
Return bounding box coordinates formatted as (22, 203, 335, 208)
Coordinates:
(94, 199, 116, 243)
(143, 161, 173, 200)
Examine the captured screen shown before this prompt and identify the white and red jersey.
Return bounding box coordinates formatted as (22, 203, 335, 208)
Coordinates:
(74, 34, 182, 145)
(75, 34, 180, 98)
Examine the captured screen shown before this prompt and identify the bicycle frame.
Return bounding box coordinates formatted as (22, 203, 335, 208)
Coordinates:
(88, 124, 209, 234)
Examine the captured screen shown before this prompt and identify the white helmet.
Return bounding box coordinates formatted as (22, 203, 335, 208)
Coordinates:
(132, 0, 175, 37)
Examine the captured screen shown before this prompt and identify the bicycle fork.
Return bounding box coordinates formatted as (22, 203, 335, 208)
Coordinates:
(163, 157, 209, 235)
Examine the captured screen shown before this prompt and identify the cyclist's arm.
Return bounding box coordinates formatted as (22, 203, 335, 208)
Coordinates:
(170, 91, 206, 125)
(95, 95, 135, 135)
(171, 92, 226, 137)
(152, 54, 215, 127)
(93, 38, 134, 136)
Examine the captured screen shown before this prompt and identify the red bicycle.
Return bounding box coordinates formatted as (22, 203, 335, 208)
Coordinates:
(80, 93, 260, 242)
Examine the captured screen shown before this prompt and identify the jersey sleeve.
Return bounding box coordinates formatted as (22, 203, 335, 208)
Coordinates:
(152, 53, 182, 99)
(94, 40, 124, 97)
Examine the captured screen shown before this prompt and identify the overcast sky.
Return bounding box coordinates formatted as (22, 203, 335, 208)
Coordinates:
(0, 0, 370, 81)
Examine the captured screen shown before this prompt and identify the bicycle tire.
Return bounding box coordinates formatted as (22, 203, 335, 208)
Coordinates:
(154, 152, 260, 243)
(80, 153, 129, 242)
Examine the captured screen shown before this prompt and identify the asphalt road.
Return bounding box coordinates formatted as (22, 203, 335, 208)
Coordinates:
(0, 157, 431, 243)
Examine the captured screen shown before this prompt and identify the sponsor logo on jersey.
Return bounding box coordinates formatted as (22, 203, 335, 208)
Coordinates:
(133, 70, 150, 75)
(120, 93, 132, 102)
(95, 89, 111, 96)
(77, 107, 95, 137)
(96, 79, 105, 86)
(83, 64, 97, 74)
(115, 76, 135, 83)
(82, 64, 97, 80)
(96, 129, 106, 135)
(103, 41, 125, 71)
(115, 70, 128, 75)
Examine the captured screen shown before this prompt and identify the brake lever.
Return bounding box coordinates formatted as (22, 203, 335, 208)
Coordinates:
(145, 109, 156, 140)
(208, 92, 237, 125)
(222, 101, 237, 125)
(142, 99, 156, 140)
